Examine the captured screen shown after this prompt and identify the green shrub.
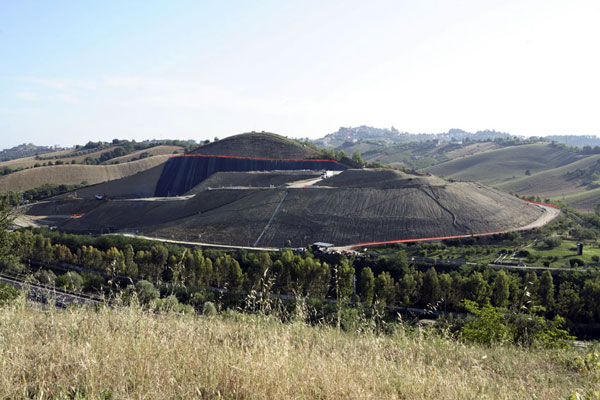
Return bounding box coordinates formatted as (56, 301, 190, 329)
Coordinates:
(202, 301, 217, 315)
(0, 282, 20, 306)
(459, 301, 573, 348)
(135, 280, 159, 305)
(56, 272, 84, 292)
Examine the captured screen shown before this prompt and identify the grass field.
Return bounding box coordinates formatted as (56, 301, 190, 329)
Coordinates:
(0, 301, 597, 399)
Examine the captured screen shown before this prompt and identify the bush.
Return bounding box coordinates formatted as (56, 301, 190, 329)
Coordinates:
(135, 280, 159, 305)
(34, 269, 57, 286)
(570, 258, 585, 268)
(56, 272, 84, 292)
(0, 259, 26, 276)
(459, 301, 573, 348)
(460, 301, 510, 345)
(0, 282, 20, 306)
(544, 236, 562, 248)
(516, 249, 531, 258)
(202, 301, 217, 315)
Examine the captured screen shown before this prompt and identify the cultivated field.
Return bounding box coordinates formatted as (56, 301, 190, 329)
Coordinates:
(0, 303, 595, 399)
(0, 156, 170, 193)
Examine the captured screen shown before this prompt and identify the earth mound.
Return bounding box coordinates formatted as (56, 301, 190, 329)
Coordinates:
(193, 132, 317, 159)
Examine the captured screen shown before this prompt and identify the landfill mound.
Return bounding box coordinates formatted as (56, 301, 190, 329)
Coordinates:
(315, 168, 446, 188)
(19, 133, 550, 247)
(54, 168, 545, 247)
(154, 155, 345, 197)
(185, 171, 321, 195)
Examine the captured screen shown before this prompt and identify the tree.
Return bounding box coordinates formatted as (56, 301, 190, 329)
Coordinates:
(538, 271, 555, 312)
(335, 259, 355, 301)
(421, 268, 441, 307)
(360, 267, 375, 305)
(582, 278, 600, 321)
(491, 270, 510, 307)
(387, 250, 409, 275)
(123, 244, 138, 278)
(463, 272, 490, 305)
(555, 281, 583, 321)
(375, 271, 396, 306)
(351, 151, 363, 165)
(150, 245, 168, 283)
(398, 272, 417, 305)
(227, 258, 244, 291)
(0, 198, 17, 260)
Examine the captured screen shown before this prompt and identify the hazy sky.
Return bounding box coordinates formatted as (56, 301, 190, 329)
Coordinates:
(1, 0, 599, 147)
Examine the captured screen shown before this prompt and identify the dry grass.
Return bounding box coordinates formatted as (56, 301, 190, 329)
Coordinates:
(0, 302, 596, 399)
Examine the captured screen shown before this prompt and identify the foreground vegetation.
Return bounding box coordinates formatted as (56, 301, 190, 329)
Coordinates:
(0, 298, 598, 399)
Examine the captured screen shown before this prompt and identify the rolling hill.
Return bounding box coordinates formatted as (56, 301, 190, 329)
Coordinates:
(424, 143, 583, 184)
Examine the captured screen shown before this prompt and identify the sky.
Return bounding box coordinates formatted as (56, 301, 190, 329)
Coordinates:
(1, 0, 599, 148)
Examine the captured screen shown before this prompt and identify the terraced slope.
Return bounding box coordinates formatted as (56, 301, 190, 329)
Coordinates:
(155, 155, 345, 197)
(0, 156, 169, 193)
(425, 143, 582, 184)
(185, 171, 322, 195)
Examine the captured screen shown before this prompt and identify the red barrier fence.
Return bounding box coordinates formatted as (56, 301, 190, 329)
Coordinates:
(171, 154, 339, 163)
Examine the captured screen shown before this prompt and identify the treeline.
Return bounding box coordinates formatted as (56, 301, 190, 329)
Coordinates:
(1, 184, 84, 205)
(5, 229, 600, 328)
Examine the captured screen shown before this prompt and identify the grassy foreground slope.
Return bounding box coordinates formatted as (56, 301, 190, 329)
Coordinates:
(0, 303, 595, 399)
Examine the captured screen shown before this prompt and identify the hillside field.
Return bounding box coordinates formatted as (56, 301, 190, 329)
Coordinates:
(0, 156, 169, 193)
